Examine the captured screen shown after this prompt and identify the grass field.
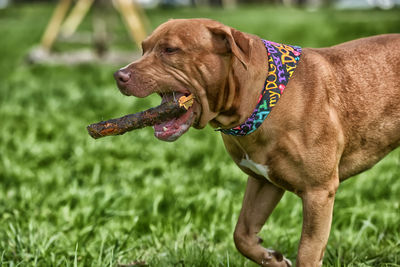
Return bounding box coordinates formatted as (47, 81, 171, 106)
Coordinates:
(0, 3, 400, 266)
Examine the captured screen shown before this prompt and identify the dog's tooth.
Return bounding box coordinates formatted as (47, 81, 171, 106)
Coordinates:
(163, 126, 168, 132)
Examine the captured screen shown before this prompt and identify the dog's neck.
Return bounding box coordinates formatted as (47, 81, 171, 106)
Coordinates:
(215, 39, 302, 136)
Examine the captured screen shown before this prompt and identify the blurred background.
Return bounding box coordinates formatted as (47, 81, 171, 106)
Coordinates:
(0, 0, 399, 266)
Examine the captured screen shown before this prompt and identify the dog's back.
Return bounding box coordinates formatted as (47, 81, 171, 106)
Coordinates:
(315, 34, 400, 179)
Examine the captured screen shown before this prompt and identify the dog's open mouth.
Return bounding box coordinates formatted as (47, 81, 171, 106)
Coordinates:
(86, 91, 196, 141)
(153, 92, 195, 142)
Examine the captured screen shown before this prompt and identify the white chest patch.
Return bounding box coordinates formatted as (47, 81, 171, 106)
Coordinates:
(239, 155, 271, 182)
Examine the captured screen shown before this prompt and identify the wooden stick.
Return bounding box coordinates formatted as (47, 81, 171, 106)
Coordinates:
(87, 95, 194, 139)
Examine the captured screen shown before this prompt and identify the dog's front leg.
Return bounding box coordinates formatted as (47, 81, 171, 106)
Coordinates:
(234, 176, 291, 266)
(297, 186, 338, 267)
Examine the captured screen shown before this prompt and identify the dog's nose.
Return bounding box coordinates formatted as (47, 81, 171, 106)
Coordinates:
(114, 69, 132, 95)
(114, 69, 131, 84)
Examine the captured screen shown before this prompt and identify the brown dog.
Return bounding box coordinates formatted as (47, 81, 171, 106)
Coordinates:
(114, 19, 400, 266)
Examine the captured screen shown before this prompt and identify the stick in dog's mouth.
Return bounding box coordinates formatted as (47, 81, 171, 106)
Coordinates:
(87, 94, 195, 139)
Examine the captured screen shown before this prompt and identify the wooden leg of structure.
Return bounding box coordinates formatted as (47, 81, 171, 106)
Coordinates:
(61, 0, 95, 38)
(40, 0, 72, 51)
(115, 0, 148, 48)
(132, 1, 151, 35)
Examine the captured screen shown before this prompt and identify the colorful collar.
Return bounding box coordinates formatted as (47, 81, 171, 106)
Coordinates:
(218, 39, 302, 136)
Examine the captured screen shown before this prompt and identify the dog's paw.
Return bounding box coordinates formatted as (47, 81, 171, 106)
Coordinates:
(261, 249, 292, 267)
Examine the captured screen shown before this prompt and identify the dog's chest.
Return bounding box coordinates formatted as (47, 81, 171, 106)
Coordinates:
(239, 155, 271, 182)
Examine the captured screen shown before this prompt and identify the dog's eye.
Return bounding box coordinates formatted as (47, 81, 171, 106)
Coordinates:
(163, 47, 180, 54)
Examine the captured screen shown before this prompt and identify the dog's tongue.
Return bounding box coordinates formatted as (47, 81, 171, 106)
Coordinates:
(153, 92, 195, 142)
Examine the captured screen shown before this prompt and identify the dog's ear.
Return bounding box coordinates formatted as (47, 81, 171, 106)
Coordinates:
(207, 25, 253, 70)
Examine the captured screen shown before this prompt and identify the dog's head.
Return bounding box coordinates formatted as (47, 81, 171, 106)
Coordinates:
(114, 19, 254, 141)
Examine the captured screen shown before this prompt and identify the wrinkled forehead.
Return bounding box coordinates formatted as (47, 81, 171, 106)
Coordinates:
(143, 19, 221, 48)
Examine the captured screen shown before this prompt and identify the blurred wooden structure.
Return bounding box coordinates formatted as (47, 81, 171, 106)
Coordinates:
(40, 0, 149, 50)
(29, 0, 149, 65)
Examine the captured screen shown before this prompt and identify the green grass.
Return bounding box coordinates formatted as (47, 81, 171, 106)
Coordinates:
(0, 3, 400, 266)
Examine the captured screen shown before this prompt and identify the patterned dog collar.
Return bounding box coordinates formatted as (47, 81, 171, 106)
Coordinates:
(218, 39, 302, 136)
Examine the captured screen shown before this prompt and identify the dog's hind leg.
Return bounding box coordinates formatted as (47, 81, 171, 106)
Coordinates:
(296, 181, 338, 267)
(233, 176, 291, 267)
